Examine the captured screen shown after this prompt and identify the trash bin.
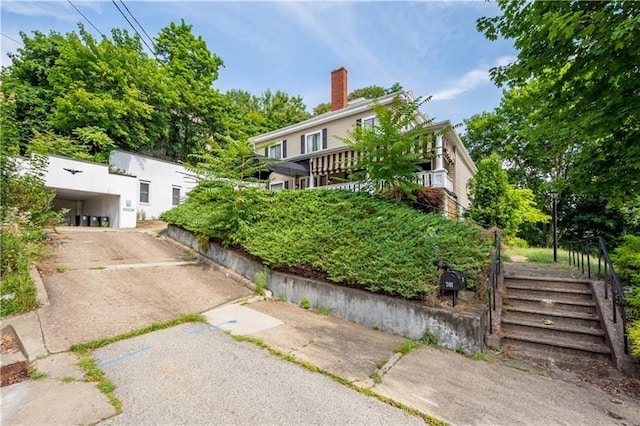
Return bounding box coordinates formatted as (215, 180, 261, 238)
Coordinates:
(75, 215, 81, 226)
(90, 216, 100, 227)
(100, 216, 110, 228)
(80, 215, 90, 226)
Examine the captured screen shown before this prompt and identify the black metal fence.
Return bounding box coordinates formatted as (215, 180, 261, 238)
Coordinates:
(487, 230, 502, 334)
(566, 237, 628, 354)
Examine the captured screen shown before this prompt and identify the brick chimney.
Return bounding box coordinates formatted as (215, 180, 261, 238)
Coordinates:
(331, 67, 348, 111)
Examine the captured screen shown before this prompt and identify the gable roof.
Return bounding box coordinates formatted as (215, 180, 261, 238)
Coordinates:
(251, 91, 414, 144)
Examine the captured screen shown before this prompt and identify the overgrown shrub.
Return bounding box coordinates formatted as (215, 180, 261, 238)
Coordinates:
(162, 188, 492, 300)
(1, 155, 59, 317)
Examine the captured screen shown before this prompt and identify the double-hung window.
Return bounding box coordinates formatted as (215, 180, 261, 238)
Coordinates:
(139, 181, 150, 204)
(306, 131, 321, 153)
(269, 142, 283, 160)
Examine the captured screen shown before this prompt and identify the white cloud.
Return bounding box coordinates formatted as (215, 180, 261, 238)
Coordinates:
(431, 55, 516, 101)
(278, 2, 393, 82)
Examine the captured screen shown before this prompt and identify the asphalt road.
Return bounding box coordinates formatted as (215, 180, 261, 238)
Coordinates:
(94, 323, 424, 425)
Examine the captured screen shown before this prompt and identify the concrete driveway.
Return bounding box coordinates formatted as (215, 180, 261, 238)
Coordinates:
(39, 227, 252, 352)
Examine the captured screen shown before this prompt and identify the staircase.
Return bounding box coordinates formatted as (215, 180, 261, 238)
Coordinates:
(500, 264, 612, 367)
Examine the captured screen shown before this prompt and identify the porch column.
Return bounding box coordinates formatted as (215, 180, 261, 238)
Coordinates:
(308, 158, 315, 188)
(435, 135, 444, 170)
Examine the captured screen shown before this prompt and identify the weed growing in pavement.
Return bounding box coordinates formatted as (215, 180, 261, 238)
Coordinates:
(29, 367, 47, 380)
(230, 334, 446, 426)
(62, 376, 76, 383)
(300, 298, 311, 310)
(183, 250, 198, 261)
(393, 339, 419, 355)
(70, 314, 205, 352)
(316, 307, 332, 316)
(369, 372, 382, 384)
(71, 314, 206, 415)
(254, 269, 268, 296)
(419, 330, 438, 347)
(56, 265, 68, 273)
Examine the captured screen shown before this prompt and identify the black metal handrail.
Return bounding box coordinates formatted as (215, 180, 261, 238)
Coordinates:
(487, 229, 501, 334)
(567, 237, 628, 354)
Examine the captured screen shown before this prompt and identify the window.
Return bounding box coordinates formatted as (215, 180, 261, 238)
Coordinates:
(306, 131, 321, 153)
(270, 182, 284, 191)
(362, 116, 378, 129)
(269, 142, 282, 160)
(172, 187, 181, 206)
(139, 181, 150, 204)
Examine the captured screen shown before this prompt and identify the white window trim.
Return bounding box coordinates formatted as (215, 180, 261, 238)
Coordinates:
(305, 131, 322, 154)
(270, 181, 285, 191)
(172, 186, 181, 206)
(269, 141, 284, 160)
(139, 180, 150, 205)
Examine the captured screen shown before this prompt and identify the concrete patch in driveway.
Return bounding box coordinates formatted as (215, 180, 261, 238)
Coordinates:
(203, 304, 283, 335)
(246, 300, 405, 383)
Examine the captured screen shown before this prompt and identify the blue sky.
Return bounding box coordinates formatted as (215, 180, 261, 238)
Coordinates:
(1, 1, 516, 127)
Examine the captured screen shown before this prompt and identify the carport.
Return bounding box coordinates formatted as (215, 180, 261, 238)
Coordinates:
(52, 188, 121, 228)
(42, 155, 138, 228)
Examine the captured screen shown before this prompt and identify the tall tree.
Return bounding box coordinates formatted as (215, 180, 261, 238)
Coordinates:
(226, 89, 310, 137)
(154, 19, 228, 159)
(477, 0, 640, 202)
(339, 95, 433, 198)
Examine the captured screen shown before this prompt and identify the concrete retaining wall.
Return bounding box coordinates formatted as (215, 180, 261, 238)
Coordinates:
(167, 225, 487, 353)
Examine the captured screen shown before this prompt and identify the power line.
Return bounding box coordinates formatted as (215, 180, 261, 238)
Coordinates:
(111, 0, 156, 56)
(118, 0, 157, 52)
(1, 32, 23, 46)
(67, 0, 104, 37)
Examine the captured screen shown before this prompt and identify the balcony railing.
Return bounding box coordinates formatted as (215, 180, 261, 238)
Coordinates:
(317, 170, 453, 192)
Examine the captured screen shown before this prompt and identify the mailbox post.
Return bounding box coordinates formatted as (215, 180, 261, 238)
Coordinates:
(440, 270, 465, 306)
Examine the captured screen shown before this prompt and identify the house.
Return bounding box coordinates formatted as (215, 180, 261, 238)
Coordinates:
(19, 150, 196, 228)
(251, 67, 477, 217)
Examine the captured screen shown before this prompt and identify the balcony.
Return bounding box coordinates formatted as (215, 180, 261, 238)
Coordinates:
(316, 170, 453, 192)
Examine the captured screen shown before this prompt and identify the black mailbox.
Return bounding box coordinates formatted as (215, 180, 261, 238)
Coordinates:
(440, 270, 465, 291)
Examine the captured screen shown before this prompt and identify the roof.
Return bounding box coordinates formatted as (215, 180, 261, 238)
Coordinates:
(251, 91, 412, 144)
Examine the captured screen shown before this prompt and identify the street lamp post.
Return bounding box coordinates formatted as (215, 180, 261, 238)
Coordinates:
(551, 190, 558, 263)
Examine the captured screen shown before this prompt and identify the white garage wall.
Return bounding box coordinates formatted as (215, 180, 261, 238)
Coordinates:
(109, 151, 198, 220)
(41, 155, 138, 228)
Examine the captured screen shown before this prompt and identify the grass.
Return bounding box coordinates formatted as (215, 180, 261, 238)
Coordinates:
(183, 250, 198, 261)
(394, 339, 420, 355)
(230, 334, 447, 426)
(71, 313, 206, 414)
(0, 271, 38, 317)
(254, 269, 268, 296)
(505, 247, 571, 265)
(300, 298, 311, 310)
(316, 307, 332, 316)
(29, 368, 47, 380)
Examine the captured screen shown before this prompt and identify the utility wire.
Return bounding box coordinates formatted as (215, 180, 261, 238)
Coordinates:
(119, 0, 157, 52)
(67, 0, 104, 37)
(1, 32, 24, 46)
(111, 0, 156, 56)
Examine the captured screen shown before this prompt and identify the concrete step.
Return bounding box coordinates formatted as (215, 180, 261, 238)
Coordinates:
(504, 275, 592, 292)
(504, 294, 597, 314)
(502, 331, 611, 362)
(505, 283, 593, 302)
(501, 318, 606, 345)
(503, 306, 601, 328)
